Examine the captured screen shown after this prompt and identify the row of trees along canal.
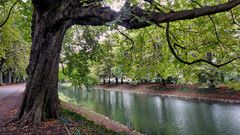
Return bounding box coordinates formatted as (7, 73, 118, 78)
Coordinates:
(60, 24, 240, 89)
(0, 1, 31, 85)
(0, 0, 239, 125)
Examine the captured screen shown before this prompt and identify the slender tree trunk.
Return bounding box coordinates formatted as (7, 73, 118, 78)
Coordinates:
(103, 77, 106, 85)
(0, 58, 4, 85)
(115, 77, 118, 84)
(12, 72, 17, 84)
(3, 73, 6, 83)
(144, 79, 147, 83)
(108, 77, 111, 84)
(8, 70, 12, 84)
(121, 77, 123, 84)
(0, 70, 3, 85)
(16, 77, 19, 83)
(17, 9, 72, 125)
(162, 78, 166, 86)
(220, 73, 224, 82)
(156, 74, 161, 83)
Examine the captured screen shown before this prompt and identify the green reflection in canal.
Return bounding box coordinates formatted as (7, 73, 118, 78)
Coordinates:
(59, 85, 240, 135)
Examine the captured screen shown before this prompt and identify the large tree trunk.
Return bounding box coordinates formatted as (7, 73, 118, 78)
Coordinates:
(17, 9, 72, 125)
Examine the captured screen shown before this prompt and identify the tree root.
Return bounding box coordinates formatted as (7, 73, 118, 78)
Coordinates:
(64, 124, 71, 135)
(16, 113, 36, 127)
(3, 117, 19, 127)
(3, 112, 36, 127)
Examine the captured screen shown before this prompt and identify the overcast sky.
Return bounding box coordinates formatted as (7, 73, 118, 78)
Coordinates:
(105, 0, 125, 11)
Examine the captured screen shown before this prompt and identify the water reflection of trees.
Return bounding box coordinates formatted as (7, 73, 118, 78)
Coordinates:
(59, 86, 240, 135)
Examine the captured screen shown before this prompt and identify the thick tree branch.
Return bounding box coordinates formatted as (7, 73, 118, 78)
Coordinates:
(31, 0, 49, 10)
(0, 1, 18, 28)
(165, 22, 238, 68)
(149, 0, 240, 24)
(71, 0, 240, 29)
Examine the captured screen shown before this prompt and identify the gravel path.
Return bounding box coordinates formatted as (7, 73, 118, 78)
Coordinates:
(0, 84, 25, 101)
(0, 84, 25, 118)
(0, 84, 25, 130)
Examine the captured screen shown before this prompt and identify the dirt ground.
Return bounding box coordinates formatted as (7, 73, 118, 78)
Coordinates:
(0, 86, 68, 135)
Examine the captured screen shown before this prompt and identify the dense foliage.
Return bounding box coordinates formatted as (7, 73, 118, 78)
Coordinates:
(0, 0, 31, 85)
(0, 0, 239, 126)
(0, 0, 239, 89)
(58, 0, 240, 90)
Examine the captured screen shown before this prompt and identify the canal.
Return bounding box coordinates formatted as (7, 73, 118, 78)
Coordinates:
(59, 85, 240, 135)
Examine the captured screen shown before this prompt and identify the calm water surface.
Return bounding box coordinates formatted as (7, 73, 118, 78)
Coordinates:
(59, 85, 240, 135)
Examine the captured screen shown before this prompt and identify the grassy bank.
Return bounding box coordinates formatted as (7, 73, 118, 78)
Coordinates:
(60, 108, 123, 135)
(61, 102, 141, 135)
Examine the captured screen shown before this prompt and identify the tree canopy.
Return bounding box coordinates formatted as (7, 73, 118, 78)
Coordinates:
(59, 0, 239, 87)
(0, 0, 239, 125)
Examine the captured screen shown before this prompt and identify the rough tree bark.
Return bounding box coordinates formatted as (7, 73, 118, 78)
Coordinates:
(16, 0, 239, 125)
(16, 7, 72, 124)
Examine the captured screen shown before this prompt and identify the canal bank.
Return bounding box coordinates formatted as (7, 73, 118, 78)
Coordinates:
(97, 84, 240, 104)
(62, 102, 142, 135)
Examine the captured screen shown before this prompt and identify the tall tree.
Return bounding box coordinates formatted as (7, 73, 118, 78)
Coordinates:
(15, 0, 240, 125)
(61, 26, 104, 87)
(0, 0, 31, 85)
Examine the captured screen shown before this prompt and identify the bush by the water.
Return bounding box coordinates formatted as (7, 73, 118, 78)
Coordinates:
(196, 84, 216, 94)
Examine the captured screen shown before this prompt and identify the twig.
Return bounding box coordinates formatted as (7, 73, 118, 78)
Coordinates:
(64, 124, 71, 135)
(0, 1, 19, 28)
(116, 29, 134, 45)
(230, 9, 240, 27)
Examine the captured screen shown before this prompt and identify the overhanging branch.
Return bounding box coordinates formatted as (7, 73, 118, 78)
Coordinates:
(0, 1, 18, 28)
(70, 0, 240, 29)
(165, 22, 238, 68)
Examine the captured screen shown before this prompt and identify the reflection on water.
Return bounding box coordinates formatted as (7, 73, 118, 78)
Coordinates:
(59, 85, 240, 135)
